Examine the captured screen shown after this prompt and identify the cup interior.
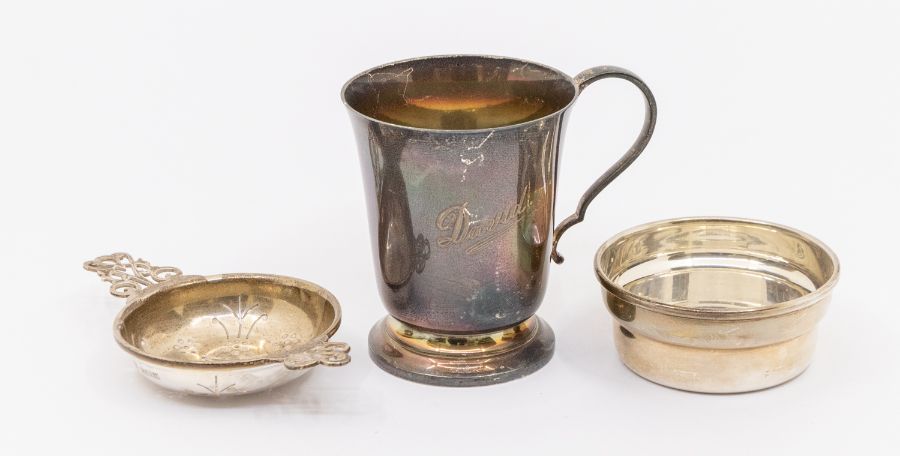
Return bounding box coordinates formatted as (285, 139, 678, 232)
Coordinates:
(595, 218, 839, 314)
(342, 55, 577, 130)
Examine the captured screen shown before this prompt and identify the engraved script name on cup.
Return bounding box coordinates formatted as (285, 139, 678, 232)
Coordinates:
(435, 186, 534, 254)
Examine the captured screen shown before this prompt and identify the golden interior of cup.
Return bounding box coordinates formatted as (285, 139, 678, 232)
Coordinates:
(595, 218, 839, 317)
(116, 275, 339, 365)
(342, 55, 577, 130)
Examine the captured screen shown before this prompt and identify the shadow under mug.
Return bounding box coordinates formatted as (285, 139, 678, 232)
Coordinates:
(342, 55, 657, 386)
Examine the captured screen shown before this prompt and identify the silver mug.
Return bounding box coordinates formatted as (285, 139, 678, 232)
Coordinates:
(343, 55, 656, 386)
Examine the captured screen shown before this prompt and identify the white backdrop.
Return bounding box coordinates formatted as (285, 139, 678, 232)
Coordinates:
(2, 1, 897, 454)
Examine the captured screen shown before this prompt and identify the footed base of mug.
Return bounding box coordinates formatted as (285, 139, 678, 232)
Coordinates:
(368, 315, 555, 387)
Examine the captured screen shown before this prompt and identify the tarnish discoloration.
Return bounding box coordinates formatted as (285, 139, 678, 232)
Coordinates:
(343, 55, 658, 386)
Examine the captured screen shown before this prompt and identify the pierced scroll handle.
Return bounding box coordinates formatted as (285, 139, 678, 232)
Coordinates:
(83, 252, 183, 298)
(283, 341, 352, 369)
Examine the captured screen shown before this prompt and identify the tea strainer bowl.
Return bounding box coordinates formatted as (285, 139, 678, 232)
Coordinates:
(84, 253, 350, 396)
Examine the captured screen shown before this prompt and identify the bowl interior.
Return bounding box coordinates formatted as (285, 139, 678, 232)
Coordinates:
(596, 219, 838, 313)
(117, 276, 338, 364)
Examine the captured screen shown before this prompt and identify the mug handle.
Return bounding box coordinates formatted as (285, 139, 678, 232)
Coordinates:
(551, 66, 658, 264)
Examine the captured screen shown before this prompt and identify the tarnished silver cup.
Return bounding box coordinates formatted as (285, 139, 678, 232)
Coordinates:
(342, 55, 657, 386)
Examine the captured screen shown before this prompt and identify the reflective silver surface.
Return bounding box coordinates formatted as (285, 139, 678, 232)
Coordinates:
(595, 217, 840, 393)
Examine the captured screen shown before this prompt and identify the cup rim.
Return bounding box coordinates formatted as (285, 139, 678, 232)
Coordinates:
(340, 54, 580, 133)
(593, 216, 841, 320)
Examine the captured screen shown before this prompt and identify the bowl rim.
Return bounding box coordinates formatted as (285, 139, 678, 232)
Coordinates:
(112, 273, 343, 369)
(594, 216, 841, 320)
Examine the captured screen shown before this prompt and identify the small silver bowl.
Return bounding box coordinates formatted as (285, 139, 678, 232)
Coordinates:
(594, 217, 839, 393)
(84, 253, 350, 396)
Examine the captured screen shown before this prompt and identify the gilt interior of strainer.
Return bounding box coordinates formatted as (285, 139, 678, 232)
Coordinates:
(116, 275, 340, 364)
